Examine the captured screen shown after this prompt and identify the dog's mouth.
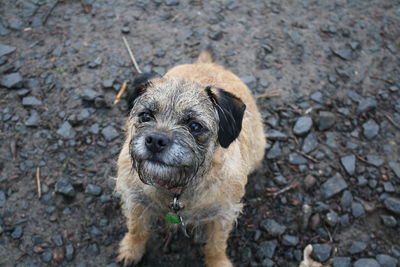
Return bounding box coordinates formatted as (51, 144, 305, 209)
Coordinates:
(136, 159, 192, 192)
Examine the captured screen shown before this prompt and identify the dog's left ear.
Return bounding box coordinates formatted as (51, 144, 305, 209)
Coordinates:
(205, 86, 246, 148)
(126, 72, 159, 111)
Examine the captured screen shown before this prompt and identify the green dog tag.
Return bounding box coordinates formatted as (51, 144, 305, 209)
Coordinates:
(165, 212, 181, 224)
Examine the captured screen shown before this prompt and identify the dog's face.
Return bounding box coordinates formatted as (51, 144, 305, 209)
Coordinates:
(126, 76, 246, 192)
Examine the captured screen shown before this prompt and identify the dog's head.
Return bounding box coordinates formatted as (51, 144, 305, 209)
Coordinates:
(126, 74, 246, 192)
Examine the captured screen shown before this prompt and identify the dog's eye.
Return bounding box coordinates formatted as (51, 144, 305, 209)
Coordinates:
(189, 122, 203, 133)
(138, 112, 153, 123)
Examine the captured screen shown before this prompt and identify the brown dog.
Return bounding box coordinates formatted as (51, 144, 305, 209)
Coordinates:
(115, 50, 265, 267)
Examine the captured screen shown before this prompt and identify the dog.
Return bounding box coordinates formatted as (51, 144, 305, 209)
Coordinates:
(115, 49, 266, 267)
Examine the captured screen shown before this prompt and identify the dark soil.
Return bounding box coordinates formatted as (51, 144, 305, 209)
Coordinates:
(0, 0, 399, 266)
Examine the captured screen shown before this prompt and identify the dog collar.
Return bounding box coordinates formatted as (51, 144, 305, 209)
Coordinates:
(165, 197, 189, 237)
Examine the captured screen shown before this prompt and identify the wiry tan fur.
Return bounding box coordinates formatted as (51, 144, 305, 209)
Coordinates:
(116, 50, 265, 267)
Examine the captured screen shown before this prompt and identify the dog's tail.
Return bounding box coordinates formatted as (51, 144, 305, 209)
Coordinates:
(197, 46, 214, 63)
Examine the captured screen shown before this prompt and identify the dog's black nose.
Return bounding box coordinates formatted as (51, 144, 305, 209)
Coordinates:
(145, 133, 170, 153)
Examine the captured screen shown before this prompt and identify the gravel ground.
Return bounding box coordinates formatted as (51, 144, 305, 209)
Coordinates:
(1, 0, 400, 266)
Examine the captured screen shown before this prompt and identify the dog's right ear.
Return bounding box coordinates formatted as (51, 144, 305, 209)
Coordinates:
(126, 73, 158, 111)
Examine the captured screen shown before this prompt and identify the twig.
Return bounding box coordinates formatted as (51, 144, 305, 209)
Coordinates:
(295, 150, 319, 163)
(43, 0, 60, 25)
(382, 112, 400, 130)
(267, 182, 300, 198)
(256, 89, 282, 99)
(369, 76, 394, 85)
(36, 167, 42, 199)
(114, 81, 129, 105)
(122, 36, 142, 74)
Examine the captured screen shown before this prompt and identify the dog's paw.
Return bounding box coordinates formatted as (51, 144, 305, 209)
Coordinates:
(116, 234, 146, 266)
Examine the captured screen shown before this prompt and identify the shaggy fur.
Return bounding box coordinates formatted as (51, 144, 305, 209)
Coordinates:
(115, 50, 265, 267)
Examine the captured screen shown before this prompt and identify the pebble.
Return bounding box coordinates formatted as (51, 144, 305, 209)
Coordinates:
(101, 125, 119, 141)
(318, 111, 335, 131)
(0, 44, 16, 57)
(362, 119, 379, 139)
(256, 240, 277, 260)
(259, 219, 286, 236)
(85, 184, 102, 196)
(325, 210, 338, 227)
(11, 226, 23, 239)
(267, 141, 282, 159)
(383, 197, 400, 214)
(22, 96, 42, 106)
(380, 215, 397, 227)
(102, 79, 114, 88)
(267, 130, 288, 141)
(241, 75, 257, 91)
(25, 110, 40, 127)
(86, 243, 100, 255)
(376, 254, 398, 267)
(282, 235, 299, 246)
(351, 202, 365, 217)
(366, 155, 384, 167)
(320, 173, 348, 199)
(348, 241, 367, 254)
(332, 47, 352, 60)
(302, 133, 318, 153)
(288, 153, 308, 165)
(208, 31, 223, 41)
(56, 122, 76, 139)
(52, 235, 63, 247)
(65, 244, 74, 261)
(333, 257, 351, 267)
(340, 155, 356, 176)
(55, 178, 76, 197)
(383, 182, 395, 193)
(388, 161, 400, 178)
(357, 97, 377, 114)
(121, 26, 130, 34)
(353, 258, 380, 267)
(293, 116, 313, 136)
(303, 175, 317, 190)
(310, 91, 324, 104)
(165, 0, 179, 5)
(311, 244, 332, 262)
(1, 73, 23, 89)
(340, 191, 353, 209)
(0, 190, 6, 207)
(41, 252, 53, 263)
(81, 88, 101, 101)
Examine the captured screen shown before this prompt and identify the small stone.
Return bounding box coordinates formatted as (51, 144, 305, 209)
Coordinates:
(208, 31, 223, 41)
(56, 122, 76, 139)
(388, 161, 400, 178)
(310, 91, 324, 104)
(101, 125, 119, 141)
(81, 88, 101, 101)
(340, 191, 353, 209)
(165, 0, 179, 5)
(302, 133, 318, 153)
(241, 75, 257, 90)
(86, 243, 100, 255)
(332, 47, 352, 60)
(383, 182, 395, 193)
(318, 111, 335, 131)
(41, 252, 52, 263)
(362, 119, 379, 140)
(102, 79, 114, 88)
(380, 215, 397, 227)
(293, 116, 313, 136)
(366, 155, 384, 167)
(320, 173, 348, 199)
(357, 97, 377, 114)
(267, 130, 288, 141)
(65, 244, 74, 261)
(288, 153, 308, 165)
(25, 110, 40, 127)
(353, 258, 380, 267)
(0, 44, 16, 57)
(333, 257, 351, 267)
(282, 235, 299, 246)
(52, 235, 63, 247)
(325, 210, 338, 227)
(55, 178, 75, 197)
(256, 240, 277, 260)
(121, 26, 130, 34)
(376, 254, 398, 267)
(384, 197, 400, 214)
(1, 73, 23, 89)
(348, 241, 367, 254)
(273, 175, 288, 186)
(267, 142, 282, 159)
(303, 175, 317, 189)
(22, 96, 42, 106)
(260, 219, 286, 236)
(0, 190, 5, 207)
(311, 244, 332, 262)
(89, 123, 100, 135)
(11, 226, 23, 239)
(85, 184, 102, 196)
(351, 202, 365, 218)
(340, 155, 356, 176)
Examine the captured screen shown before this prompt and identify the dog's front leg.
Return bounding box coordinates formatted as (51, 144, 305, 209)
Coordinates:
(203, 219, 234, 267)
(117, 205, 151, 266)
